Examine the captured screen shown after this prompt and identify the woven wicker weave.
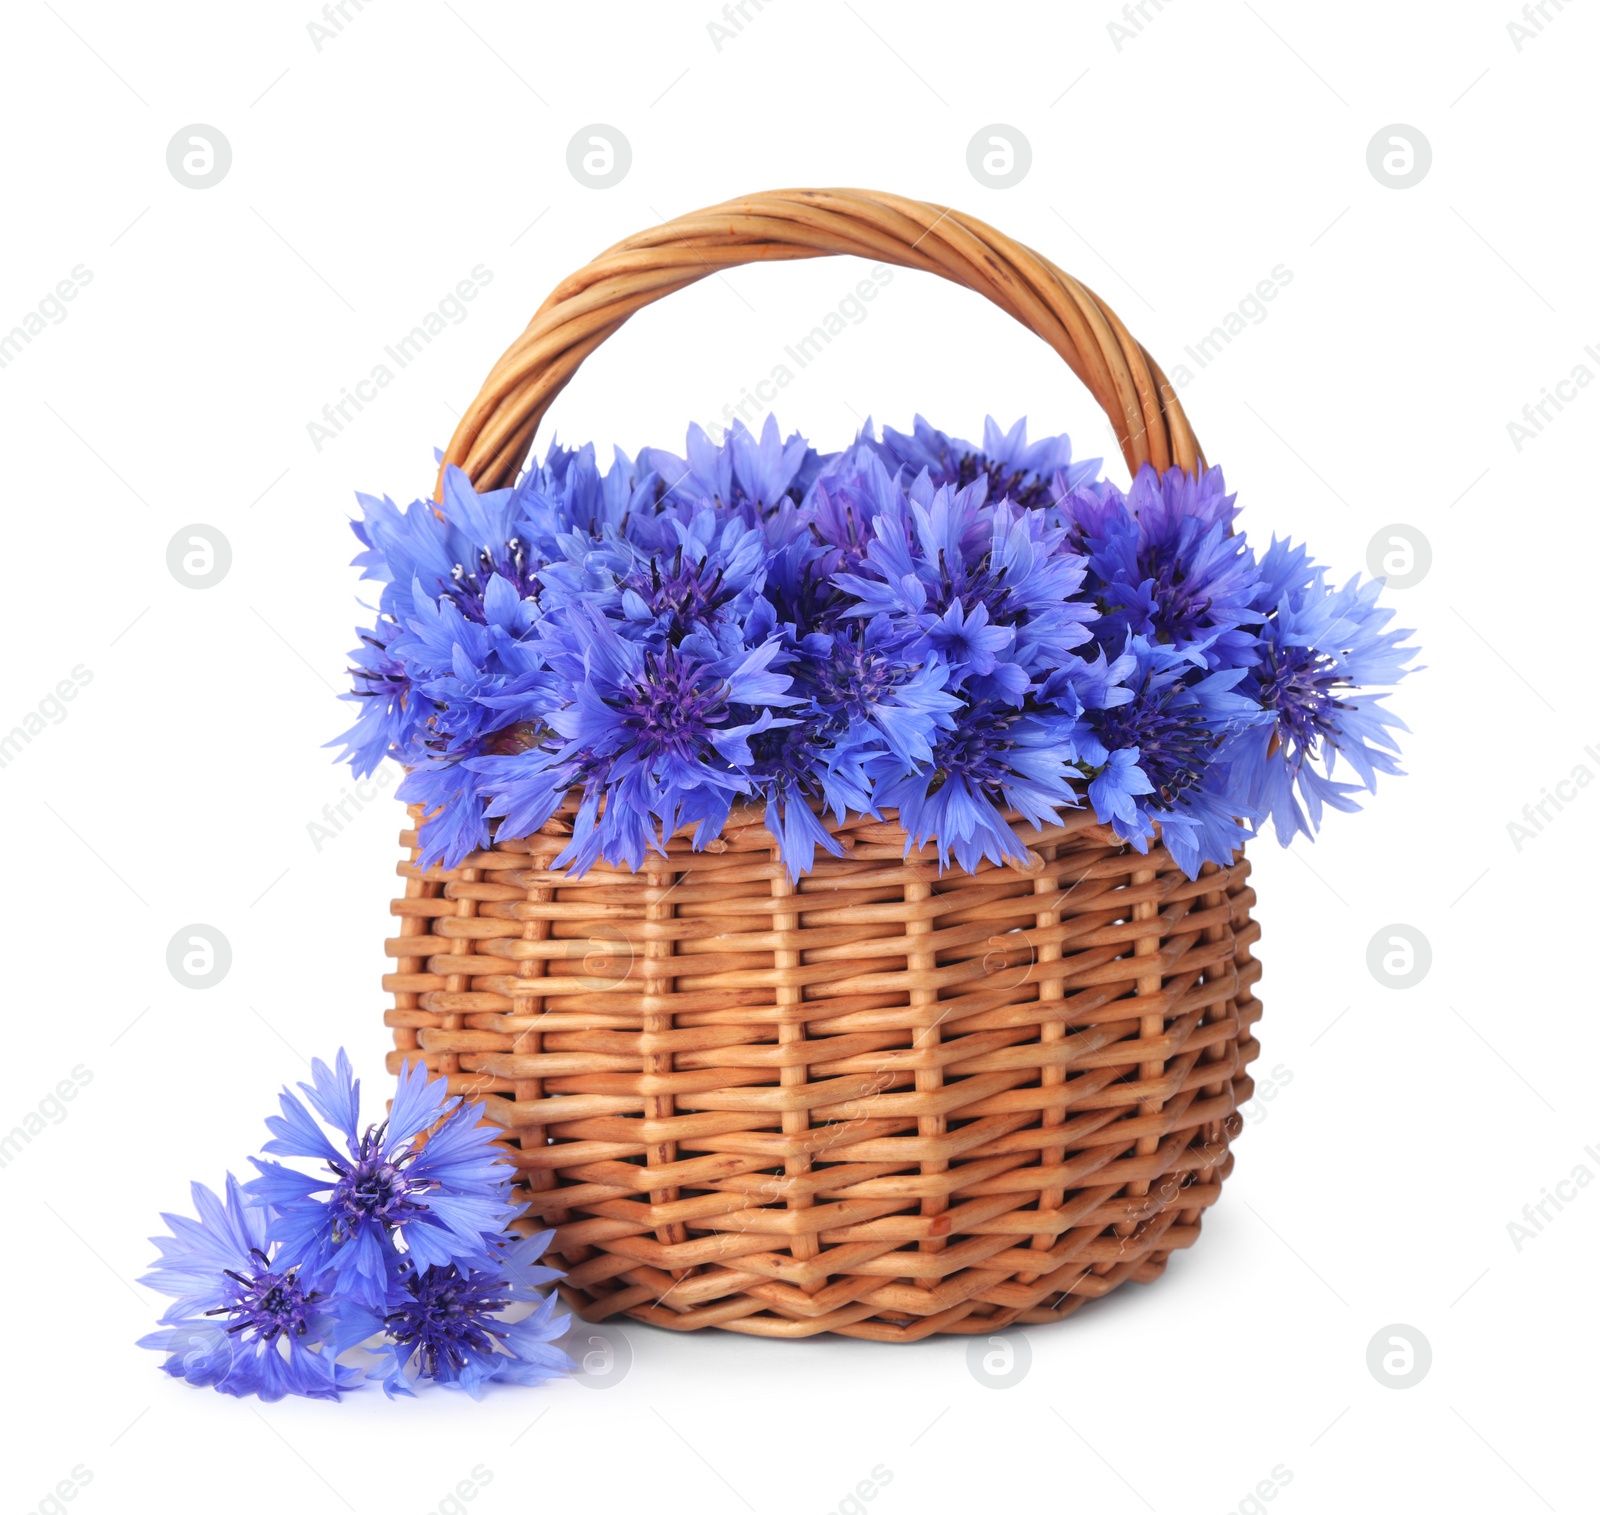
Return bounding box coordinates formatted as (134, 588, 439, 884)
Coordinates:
(382, 190, 1263, 1341)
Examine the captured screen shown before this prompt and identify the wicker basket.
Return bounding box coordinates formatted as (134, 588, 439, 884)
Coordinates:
(382, 189, 1263, 1341)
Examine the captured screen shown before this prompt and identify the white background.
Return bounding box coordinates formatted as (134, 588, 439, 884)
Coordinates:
(2, 2, 1595, 1512)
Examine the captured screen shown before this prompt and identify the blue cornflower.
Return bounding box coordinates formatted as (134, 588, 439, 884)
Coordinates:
(332, 614, 416, 776)
(137, 1175, 358, 1402)
(870, 415, 1100, 509)
(1082, 638, 1262, 874)
(643, 415, 819, 520)
(1058, 463, 1262, 668)
(748, 619, 965, 878)
(805, 445, 913, 587)
(396, 755, 494, 869)
(473, 607, 797, 873)
(728, 413, 819, 509)
(517, 439, 654, 546)
(757, 769, 852, 881)
(510, 442, 660, 605)
(333, 461, 567, 864)
(348, 1233, 573, 1399)
(873, 701, 1088, 873)
(614, 511, 772, 641)
(244, 1052, 520, 1309)
(1222, 541, 1417, 843)
(976, 498, 1098, 682)
(745, 700, 862, 883)
(366, 556, 555, 867)
(643, 422, 736, 511)
(919, 598, 1014, 680)
(393, 577, 546, 746)
(336, 417, 1414, 883)
(800, 618, 963, 771)
(831, 478, 1076, 703)
(1086, 746, 1155, 831)
(1149, 774, 1256, 878)
(349, 465, 541, 633)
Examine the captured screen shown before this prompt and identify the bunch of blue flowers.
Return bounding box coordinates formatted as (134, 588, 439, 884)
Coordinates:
(138, 1052, 572, 1401)
(335, 415, 1416, 880)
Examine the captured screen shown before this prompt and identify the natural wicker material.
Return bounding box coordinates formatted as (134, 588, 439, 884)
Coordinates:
(383, 190, 1263, 1340)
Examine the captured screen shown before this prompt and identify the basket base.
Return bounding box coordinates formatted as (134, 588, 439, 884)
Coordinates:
(385, 807, 1262, 1341)
(551, 1149, 1237, 1341)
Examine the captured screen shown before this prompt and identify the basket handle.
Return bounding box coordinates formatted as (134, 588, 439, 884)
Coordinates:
(437, 187, 1201, 497)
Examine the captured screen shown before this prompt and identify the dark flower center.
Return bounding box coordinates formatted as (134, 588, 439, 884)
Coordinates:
(385, 1264, 510, 1376)
(206, 1248, 321, 1345)
(1258, 644, 1344, 756)
(810, 640, 912, 721)
(444, 538, 539, 623)
(621, 650, 728, 761)
(1135, 547, 1211, 645)
(1092, 692, 1213, 805)
(327, 1124, 427, 1236)
(929, 707, 1014, 793)
(621, 549, 731, 631)
(349, 622, 410, 701)
(952, 452, 1057, 512)
(751, 711, 833, 795)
